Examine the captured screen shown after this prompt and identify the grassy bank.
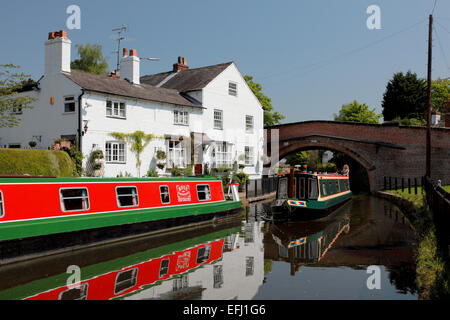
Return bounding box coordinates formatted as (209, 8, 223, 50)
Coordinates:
(0, 148, 76, 177)
(383, 186, 450, 299)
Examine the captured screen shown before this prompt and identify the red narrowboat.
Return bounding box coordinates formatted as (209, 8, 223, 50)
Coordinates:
(0, 176, 241, 260)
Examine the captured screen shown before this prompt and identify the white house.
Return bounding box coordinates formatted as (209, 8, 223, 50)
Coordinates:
(0, 30, 264, 179)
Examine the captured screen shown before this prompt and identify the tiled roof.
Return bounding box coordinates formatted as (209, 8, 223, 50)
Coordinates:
(63, 69, 201, 108)
(140, 62, 233, 92)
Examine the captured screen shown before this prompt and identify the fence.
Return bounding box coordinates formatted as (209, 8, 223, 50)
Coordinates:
(423, 176, 450, 248)
(383, 176, 424, 194)
(246, 176, 278, 199)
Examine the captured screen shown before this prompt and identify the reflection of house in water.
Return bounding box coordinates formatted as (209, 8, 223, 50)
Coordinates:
(9, 220, 265, 300)
(265, 215, 350, 276)
(127, 221, 265, 300)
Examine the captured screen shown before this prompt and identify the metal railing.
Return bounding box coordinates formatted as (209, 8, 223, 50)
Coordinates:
(423, 176, 450, 248)
(383, 176, 423, 194)
(246, 176, 278, 199)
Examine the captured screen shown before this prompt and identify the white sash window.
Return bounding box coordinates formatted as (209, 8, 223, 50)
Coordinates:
(167, 139, 186, 168)
(212, 142, 232, 168)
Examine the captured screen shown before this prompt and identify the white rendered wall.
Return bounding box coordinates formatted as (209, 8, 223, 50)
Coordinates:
(199, 63, 265, 179)
(0, 72, 81, 152)
(81, 92, 203, 177)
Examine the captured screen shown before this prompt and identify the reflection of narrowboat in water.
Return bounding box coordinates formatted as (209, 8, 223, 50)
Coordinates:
(0, 176, 241, 261)
(272, 167, 352, 219)
(266, 211, 350, 275)
(0, 222, 241, 300)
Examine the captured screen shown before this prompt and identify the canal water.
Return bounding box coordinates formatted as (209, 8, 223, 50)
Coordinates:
(0, 195, 418, 300)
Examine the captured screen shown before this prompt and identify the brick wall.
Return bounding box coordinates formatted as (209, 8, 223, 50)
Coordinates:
(267, 121, 450, 191)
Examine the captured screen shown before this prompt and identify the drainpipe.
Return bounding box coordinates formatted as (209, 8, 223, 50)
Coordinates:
(77, 89, 85, 152)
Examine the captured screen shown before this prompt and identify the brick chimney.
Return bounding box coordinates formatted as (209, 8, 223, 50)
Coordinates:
(173, 56, 188, 72)
(446, 100, 450, 128)
(120, 48, 140, 84)
(45, 30, 71, 75)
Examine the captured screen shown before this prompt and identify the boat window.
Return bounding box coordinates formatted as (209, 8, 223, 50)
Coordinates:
(114, 268, 138, 294)
(298, 177, 306, 200)
(160, 185, 170, 204)
(0, 191, 4, 218)
(308, 178, 318, 200)
(329, 181, 335, 194)
(196, 244, 212, 264)
(278, 178, 288, 199)
(160, 259, 170, 278)
(116, 186, 139, 207)
(60, 188, 90, 212)
(58, 283, 88, 300)
(197, 185, 211, 201)
(320, 181, 327, 196)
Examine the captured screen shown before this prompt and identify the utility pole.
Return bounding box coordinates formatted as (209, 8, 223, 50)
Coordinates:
(426, 14, 433, 178)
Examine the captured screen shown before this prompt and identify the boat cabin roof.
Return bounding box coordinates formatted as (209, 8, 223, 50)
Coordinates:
(0, 176, 221, 184)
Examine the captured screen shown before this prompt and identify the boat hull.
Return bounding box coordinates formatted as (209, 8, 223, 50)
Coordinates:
(271, 192, 352, 220)
(0, 202, 242, 264)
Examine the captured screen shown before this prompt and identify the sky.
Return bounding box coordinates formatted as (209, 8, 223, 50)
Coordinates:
(0, 0, 449, 123)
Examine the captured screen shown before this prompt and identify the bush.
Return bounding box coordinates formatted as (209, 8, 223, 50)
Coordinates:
(0, 148, 76, 177)
(170, 167, 183, 176)
(146, 169, 159, 177)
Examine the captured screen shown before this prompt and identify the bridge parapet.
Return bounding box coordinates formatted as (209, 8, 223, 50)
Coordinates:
(265, 121, 450, 192)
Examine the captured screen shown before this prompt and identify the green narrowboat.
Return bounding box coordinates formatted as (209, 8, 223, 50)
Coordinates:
(272, 167, 352, 218)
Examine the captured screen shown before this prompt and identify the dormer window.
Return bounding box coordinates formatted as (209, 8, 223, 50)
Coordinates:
(228, 82, 237, 96)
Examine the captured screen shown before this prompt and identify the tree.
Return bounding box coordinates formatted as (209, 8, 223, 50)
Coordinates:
(109, 131, 158, 177)
(382, 71, 427, 121)
(285, 150, 309, 167)
(334, 100, 381, 124)
(0, 64, 37, 128)
(244, 75, 284, 126)
(431, 78, 450, 115)
(71, 44, 109, 75)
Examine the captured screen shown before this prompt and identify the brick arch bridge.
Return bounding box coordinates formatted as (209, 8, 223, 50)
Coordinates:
(265, 121, 450, 192)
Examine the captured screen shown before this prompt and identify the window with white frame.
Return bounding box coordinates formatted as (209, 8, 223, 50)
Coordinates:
(212, 142, 232, 168)
(0, 191, 4, 218)
(116, 186, 138, 207)
(228, 82, 237, 96)
(213, 109, 223, 130)
(174, 110, 189, 125)
(167, 139, 186, 168)
(64, 96, 76, 113)
(60, 188, 90, 212)
(197, 184, 211, 201)
(245, 115, 254, 133)
(106, 100, 126, 118)
(105, 141, 126, 163)
(244, 146, 254, 166)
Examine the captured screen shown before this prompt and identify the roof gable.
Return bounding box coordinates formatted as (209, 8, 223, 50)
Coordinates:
(140, 62, 233, 92)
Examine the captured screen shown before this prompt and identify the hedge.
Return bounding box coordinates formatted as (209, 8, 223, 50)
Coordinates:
(0, 148, 76, 177)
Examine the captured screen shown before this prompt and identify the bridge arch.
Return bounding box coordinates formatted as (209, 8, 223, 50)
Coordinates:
(275, 136, 376, 192)
(265, 121, 450, 192)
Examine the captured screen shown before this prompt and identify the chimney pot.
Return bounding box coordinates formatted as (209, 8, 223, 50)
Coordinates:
(130, 49, 137, 57)
(173, 56, 188, 72)
(123, 48, 128, 57)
